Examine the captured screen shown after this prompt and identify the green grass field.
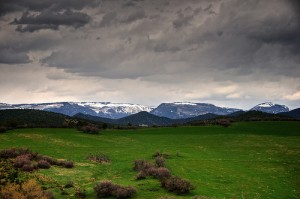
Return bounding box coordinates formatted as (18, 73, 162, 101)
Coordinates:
(0, 121, 299, 198)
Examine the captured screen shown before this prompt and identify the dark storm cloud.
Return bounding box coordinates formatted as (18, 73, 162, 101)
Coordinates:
(16, 24, 59, 32)
(0, 48, 30, 64)
(120, 10, 146, 23)
(99, 12, 117, 27)
(172, 10, 194, 29)
(1, 0, 97, 32)
(38, 0, 300, 81)
(0, 0, 100, 16)
(12, 10, 91, 32)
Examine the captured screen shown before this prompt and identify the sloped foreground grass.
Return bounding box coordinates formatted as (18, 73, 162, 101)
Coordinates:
(0, 121, 299, 198)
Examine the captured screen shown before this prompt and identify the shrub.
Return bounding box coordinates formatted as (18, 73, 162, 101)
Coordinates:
(94, 180, 115, 198)
(152, 151, 169, 159)
(14, 154, 31, 168)
(0, 148, 31, 159)
(21, 164, 35, 172)
(37, 160, 51, 169)
(136, 171, 147, 180)
(81, 125, 100, 134)
(217, 119, 231, 127)
(161, 176, 194, 195)
(133, 160, 153, 172)
(0, 179, 53, 199)
(113, 186, 136, 199)
(63, 161, 75, 168)
(148, 167, 171, 180)
(87, 153, 110, 163)
(155, 156, 165, 167)
(0, 183, 24, 199)
(40, 156, 58, 165)
(94, 181, 136, 199)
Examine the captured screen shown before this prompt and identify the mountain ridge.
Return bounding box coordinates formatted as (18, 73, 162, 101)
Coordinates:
(0, 101, 294, 120)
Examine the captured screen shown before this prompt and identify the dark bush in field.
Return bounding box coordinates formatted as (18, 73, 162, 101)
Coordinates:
(55, 160, 75, 168)
(21, 164, 35, 172)
(63, 161, 75, 168)
(161, 176, 194, 195)
(80, 124, 100, 134)
(14, 154, 31, 168)
(216, 119, 231, 127)
(148, 167, 171, 180)
(87, 153, 110, 163)
(40, 156, 58, 165)
(0, 148, 31, 159)
(114, 186, 136, 199)
(37, 160, 51, 169)
(136, 171, 147, 180)
(94, 181, 136, 199)
(133, 159, 153, 172)
(94, 180, 116, 198)
(152, 151, 169, 159)
(155, 156, 165, 167)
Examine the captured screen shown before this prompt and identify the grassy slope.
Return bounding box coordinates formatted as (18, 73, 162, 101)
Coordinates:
(0, 121, 299, 198)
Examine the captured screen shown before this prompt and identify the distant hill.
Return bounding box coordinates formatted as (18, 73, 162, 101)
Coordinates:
(280, 108, 300, 119)
(150, 102, 241, 119)
(116, 111, 174, 126)
(73, 113, 115, 124)
(250, 102, 289, 114)
(75, 111, 176, 126)
(0, 109, 69, 128)
(228, 110, 292, 121)
(0, 102, 153, 119)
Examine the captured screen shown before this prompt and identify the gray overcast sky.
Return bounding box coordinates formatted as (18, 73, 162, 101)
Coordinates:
(0, 0, 300, 110)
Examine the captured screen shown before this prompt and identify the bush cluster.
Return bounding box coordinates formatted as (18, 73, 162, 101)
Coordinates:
(37, 160, 51, 169)
(161, 176, 194, 195)
(133, 152, 194, 195)
(94, 180, 136, 199)
(148, 167, 171, 180)
(80, 124, 100, 134)
(155, 156, 165, 167)
(0, 148, 75, 172)
(152, 151, 169, 159)
(0, 148, 32, 159)
(133, 159, 154, 172)
(0, 179, 54, 199)
(216, 119, 231, 127)
(87, 153, 111, 164)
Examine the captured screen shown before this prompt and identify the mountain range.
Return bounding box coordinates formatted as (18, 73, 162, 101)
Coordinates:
(0, 101, 291, 120)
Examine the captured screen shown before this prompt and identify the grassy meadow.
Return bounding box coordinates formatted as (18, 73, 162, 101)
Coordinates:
(0, 121, 299, 198)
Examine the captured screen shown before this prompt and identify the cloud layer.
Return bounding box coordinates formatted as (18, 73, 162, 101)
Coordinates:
(0, 0, 299, 109)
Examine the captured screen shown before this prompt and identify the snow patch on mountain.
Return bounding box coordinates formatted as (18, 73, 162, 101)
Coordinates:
(250, 102, 289, 114)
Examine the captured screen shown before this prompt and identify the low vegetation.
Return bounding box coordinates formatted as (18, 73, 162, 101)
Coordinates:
(0, 122, 299, 198)
(133, 153, 194, 195)
(161, 176, 194, 195)
(94, 180, 136, 199)
(0, 179, 53, 199)
(87, 153, 111, 164)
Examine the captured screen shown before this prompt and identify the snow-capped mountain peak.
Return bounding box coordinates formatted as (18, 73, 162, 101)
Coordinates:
(256, 102, 275, 108)
(0, 102, 154, 119)
(250, 102, 289, 114)
(150, 102, 242, 119)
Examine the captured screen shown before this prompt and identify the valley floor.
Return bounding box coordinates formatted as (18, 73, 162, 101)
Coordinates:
(0, 121, 299, 198)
